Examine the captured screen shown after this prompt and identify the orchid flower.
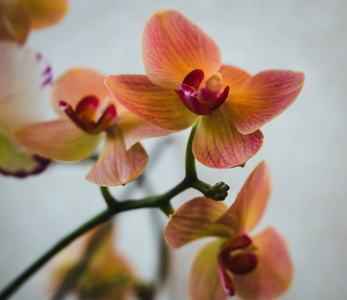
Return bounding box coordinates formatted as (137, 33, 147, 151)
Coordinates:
(46, 223, 135, 300)
(15, 68, 172, 186)
(0, 42, 51, 177)
(165, 162, 293, 300)
(106, 9, 305, 169)
(0, 0, 68, 44)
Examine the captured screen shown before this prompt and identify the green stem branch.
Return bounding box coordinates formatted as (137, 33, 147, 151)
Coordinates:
(185, 119, 199, 180)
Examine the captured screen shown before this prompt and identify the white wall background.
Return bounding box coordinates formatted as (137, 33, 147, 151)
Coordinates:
(0, 0, 346, 299)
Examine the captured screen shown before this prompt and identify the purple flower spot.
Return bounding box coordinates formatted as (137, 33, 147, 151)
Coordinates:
(42, 65, 52, 75)
(41, 75, 53, 88)
(36, 53, 42, 61)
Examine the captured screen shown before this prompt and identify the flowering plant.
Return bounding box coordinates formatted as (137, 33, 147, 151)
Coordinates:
(0, 6, 304, 300)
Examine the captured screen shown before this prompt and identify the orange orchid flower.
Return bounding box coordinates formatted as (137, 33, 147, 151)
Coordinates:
(0, 0, 68, 44)
(106, 9, 305, 169)
(165, 162, 293, 300)
(15, 68, 172, 186)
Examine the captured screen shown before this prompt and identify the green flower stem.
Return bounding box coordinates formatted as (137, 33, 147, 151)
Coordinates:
(100, 186, 118, 207)
(0, 179, 190, 300)
(185, 119, 199, 180)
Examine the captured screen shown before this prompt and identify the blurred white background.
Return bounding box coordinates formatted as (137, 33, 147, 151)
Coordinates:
(1, 0, 346, 299)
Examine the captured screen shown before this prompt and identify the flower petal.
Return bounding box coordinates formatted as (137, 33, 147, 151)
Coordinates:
(24, 0, 69, 30)
(225, 70, 305, 134)
(216, 161, 270, 232)
(117, 110, 174, 150)
(106, 74, 197, 130)
(0, 42, 53, 145)
(218, 65, 252, 91)
(164, 197, 232, 249)
(0, 126, 49, 177)
(233, 227, 293, 300)
(190, 240, 228, 300)
(52, 68, 111, 118)
(142, 9, 221, 88)
(0, 0, 30, 44)
(86, 128, 148, 186)
(193, 108, 263, 169)
(14, 120, 101, 161)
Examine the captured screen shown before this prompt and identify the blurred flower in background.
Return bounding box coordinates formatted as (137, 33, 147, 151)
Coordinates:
(45, 222, 137, 300)
(0, 42, 52, 177)
(14, 68, 172, 186)
(0, 0, 68, 44)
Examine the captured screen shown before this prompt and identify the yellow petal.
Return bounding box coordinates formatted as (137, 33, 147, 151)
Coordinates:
(14, 120, 101, 161)
(193, 108, 263, 169)
(190, 240, 228, 300)
(0, 125, 49, 177)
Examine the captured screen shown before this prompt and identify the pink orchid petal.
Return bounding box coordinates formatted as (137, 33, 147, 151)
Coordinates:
(216, 161, 270, 232)
(0, 0, 30, 44)
(52, 68, 111, 119)
(0, 42, 52, 146)
(142, 9, 221, 88)
(233, 227, 293, 300)
(86, 128, 148, 186)
(190, 240, 228, 300)
(164, 197, 232, 249)
(106, 74, 197, 130)
(193, 108, 263, 169)
(117, 110, 174, 150)
(14, 120, 101, 161)
(225, 70, 305, 134)
(0, 126, 49, 177)
(218, 65, 252, 91)
(24, 0, 69, 30)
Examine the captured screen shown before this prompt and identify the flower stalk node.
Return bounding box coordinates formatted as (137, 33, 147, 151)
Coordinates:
(204, 181, 230, 201)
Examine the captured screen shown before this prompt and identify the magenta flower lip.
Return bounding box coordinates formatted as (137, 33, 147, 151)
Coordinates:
(59, 96, 117, 134)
